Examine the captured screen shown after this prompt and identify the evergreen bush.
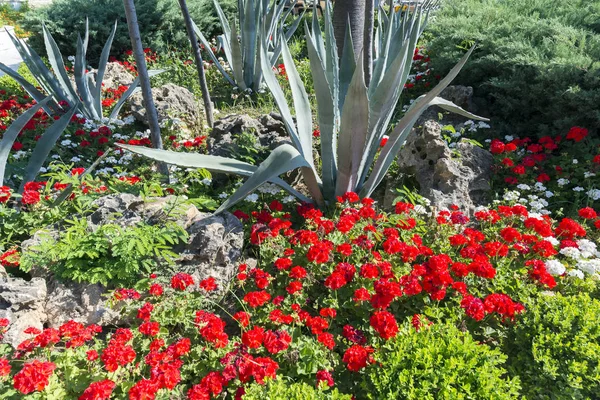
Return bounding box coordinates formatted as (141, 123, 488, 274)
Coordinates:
(425, 0, 600, 137)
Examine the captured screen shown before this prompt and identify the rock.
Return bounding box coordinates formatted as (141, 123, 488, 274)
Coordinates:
(15, 194, 244, 336)
(391, 119, 493, 212)
(102, 62, 135, 90)
(440, 85, 475, 111)
(175, 212, 244, 294)
(209, 113, 290, 158)
(130, 84, 203, 132)
(0, 277, 47, 347)
(43, 280, 121, 327)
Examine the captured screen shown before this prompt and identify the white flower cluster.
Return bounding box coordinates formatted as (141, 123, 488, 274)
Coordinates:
(548, 239, 600, 278)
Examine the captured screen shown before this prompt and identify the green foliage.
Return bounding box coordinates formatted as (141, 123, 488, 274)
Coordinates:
(426, 0, 600, 137)
(243, 379, 352, 400)
(0, 64, 34, 94)
(505, 292, 600, 399)
(20, 0, 236, 64)
(366, 323, 521, 400)
(21, 218, 188, 287)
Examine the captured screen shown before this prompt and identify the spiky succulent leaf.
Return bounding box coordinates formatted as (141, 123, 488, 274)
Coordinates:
(19, 104, 80, 192)
(0, 97, 52, 186)
(215, 144, 320, 214)
(115, 143, 312, 204)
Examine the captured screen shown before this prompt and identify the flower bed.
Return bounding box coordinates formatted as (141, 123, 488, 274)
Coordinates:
(0, 192, 599, 398)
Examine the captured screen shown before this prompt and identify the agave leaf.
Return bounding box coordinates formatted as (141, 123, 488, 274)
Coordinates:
(52, 149, 110, 207)
(215, 144, 320, 214)
(0, 97, 52, 186)
(335, 51, 369, 197)
(212, 0, 232, 42)
(284, 8, 305, 41)
(430, 97, 490, 121)
(323, 0, 338, 95)
(83, 18, 89, 54)
(19, 104, 80, 192)
(260, 43, 305, 162)
(360, 46, 477, 197)
(75, 35, 98, 120)
(6, 28, 68, 103)
(108, 70, 164, 121)
(280, 36, 314, 170)
(42, 23, 80, 109)
(229, 20, 247, 90)
(193, 22, 235, 86)
(306, 25, 336, 201)
(312, 5, 326, 61)
(338, 22, 356, 111)
(116, 143, 311, 203)
(0, 63, 59, 115)
(241, 0, 257, 88)
(94, 21, 118, 115)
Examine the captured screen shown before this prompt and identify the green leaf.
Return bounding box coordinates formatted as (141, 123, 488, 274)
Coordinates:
(19, 105, 80, 192)
(215, 144, 321, 213)
(335, 51, 369, 197)
(0, 97, 52, 187)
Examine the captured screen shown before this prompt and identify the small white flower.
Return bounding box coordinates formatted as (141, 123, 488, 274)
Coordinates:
(546, 237, 560, 246)
(587, 189, 600, 201)
(584, 172, 596, 178)
(577, 259, 600, 275)
(545, 191, 554, 198)
(557, 178, 570, 187)
(572, 159, 578, 164)
(517, 184, 531, 191)
(577, 239, 597, 258)
(560, 247, 581, 259)
(218, 192, 228, 199)
(61, 139, 72, 146)
(567, 269, 584, 279)
(201, 178, 212, 186)
(573, 186, 585, 192)
(504, 135, 514, 141)
(245, 193, 259, 203)
(70, 156, 81, 162)
(545, 260, 566, 276)
(282, 195, 296, 204)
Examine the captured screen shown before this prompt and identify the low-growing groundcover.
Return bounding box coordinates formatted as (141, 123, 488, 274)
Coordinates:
(1, 190, 599, 398)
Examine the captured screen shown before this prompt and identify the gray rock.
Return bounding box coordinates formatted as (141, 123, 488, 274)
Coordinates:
(209, 113, 290, 158)
(175, 211, 244, 294)
(0, 277, 47, 347)
(0, 278, 46, 311)
(130, 83, 203, 131)
(102, 62, 135, 90)
(390, 119, 493, 212)
(440, 85, 475, 112)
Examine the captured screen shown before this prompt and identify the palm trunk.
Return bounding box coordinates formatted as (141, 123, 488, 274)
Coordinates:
(178, 0, 214, 128)
(333, 0, 366, 62)
(122, 0, 168, 176)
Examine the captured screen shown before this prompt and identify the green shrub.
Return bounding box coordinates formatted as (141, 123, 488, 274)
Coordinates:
(243, 379, 352, 400)
(505, 292, 600, 399)
(21, 217, 188, 287)
(365, 323, 521, 400)
(425, 0, 600, 137)
(21, 0, 236, 65)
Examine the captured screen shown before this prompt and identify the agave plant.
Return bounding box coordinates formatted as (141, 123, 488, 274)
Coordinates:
(0, 21, 162, 121)
(119, 2, 488, 214)
(0, 97, 79, 192)
(192, 0, 304, 92)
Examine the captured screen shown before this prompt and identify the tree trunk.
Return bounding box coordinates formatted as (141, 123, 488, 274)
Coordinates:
(122, 0, 169, 175)
(333, 0, 366, 62)
(364, 0, 374, 85)
(178, 0, 214, 128)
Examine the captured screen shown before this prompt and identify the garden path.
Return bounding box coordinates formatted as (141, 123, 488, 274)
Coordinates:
(0, 26, 23, 77)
